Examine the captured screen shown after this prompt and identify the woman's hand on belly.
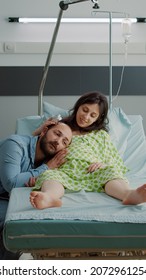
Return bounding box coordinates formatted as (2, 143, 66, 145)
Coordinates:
(87, 162, 106, 173)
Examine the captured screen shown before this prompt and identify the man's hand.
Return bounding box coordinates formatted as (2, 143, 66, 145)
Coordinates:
(46, 149, 68, 169)
(33, 118, 58, 136)
(25, 177, 37, 187)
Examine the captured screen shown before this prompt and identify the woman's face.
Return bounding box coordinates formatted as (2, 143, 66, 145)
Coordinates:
(76, 103, 100, 128)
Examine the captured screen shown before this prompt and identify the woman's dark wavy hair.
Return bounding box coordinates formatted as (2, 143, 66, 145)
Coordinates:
(62, 91, 109, 133)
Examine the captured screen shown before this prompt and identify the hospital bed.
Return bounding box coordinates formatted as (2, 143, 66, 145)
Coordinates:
(3, 104, 146, 259)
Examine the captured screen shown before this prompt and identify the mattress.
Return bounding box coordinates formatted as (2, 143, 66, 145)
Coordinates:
(3, 113, 146, 253)
(3, 188, 146, 252)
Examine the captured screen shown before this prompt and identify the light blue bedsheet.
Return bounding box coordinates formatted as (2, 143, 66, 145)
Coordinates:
(5, 187, 146, 223)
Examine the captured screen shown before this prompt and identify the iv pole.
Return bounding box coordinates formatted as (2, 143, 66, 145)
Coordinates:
(38, 0, 113, 115)
(38, 0, 91, 115)
(109, 12, 113, 111)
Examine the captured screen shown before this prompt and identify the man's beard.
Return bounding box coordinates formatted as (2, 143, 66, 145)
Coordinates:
(39, 135, 58, 158)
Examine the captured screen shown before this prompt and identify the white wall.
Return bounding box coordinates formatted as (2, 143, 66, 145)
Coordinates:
(0, 0, 146, 138)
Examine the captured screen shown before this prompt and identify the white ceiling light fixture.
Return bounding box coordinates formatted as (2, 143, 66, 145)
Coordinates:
(8, 17, 137, 23)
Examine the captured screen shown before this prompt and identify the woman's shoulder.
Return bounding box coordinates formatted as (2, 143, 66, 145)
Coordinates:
(92, 129, 109, 137)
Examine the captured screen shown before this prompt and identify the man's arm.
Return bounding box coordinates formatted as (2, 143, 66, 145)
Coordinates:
(0, 138, 48, 193)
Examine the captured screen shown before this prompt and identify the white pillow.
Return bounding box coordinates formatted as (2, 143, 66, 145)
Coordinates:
(15, 102, 69, 136)
(43, 101, 69, 120)
(108, 107, 132, 158)
(16, 115, 45, 135)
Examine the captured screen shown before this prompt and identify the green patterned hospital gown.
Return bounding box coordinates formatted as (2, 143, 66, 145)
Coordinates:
(34, 130, 128, 192)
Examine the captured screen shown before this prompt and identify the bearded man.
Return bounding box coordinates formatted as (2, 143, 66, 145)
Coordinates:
(0, 120, 72, 259)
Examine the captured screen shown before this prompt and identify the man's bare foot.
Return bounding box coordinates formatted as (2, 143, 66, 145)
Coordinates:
(123, 184, 146, 205)
(30, 191, 62, 209)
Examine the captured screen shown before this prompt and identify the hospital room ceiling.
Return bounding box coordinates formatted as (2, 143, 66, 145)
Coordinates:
(1, 0, 146, 19)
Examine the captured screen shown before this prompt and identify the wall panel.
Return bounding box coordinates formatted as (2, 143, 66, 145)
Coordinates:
(0, 66, 146, 96)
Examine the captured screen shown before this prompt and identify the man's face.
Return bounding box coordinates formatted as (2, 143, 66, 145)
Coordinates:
(39, 123, 72, 156)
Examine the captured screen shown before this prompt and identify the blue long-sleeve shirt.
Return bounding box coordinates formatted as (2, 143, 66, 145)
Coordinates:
(0, 134, 49, 194)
